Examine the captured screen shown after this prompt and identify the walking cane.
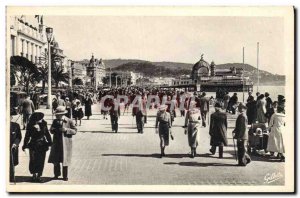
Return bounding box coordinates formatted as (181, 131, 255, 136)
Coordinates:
(10, 147, 16, 184)
(232, 134, 238, 161)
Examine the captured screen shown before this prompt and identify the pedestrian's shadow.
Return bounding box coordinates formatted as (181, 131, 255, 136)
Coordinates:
(164, 161, 237, 167)
(102, 153, 188, 159)
(80, 130, 138, 134)
(197, 153, 233, 159)
(12, 176, 53, 183)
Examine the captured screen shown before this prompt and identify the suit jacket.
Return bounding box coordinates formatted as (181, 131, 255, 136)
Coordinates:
(21, 98, 35, 114)
(233, 112, 248, 140)
(200, 97, 210, 112)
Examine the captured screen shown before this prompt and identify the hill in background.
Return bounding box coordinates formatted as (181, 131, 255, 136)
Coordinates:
(99, 59, 285, 85)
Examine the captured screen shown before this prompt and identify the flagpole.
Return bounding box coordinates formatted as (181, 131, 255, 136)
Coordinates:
(257, 42, 259, 93)
(242, 47, 245, 103)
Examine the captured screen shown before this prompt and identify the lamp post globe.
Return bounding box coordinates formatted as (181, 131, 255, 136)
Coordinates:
(46, 27, 53, 109)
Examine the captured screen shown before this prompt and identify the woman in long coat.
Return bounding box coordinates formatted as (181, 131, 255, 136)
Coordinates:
(209, 102, 228, 158)
(48, 106, 77, 180)
(246, 96, 257, 124)
(155, 105, 173, 157)
(22, 112, 52, 182)
(184, 102, 201, 158)
(267, 106, 285, 161)
(84, 94, 93, 120)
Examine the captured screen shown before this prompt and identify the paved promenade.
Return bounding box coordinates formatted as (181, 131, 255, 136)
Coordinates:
(10, 104, 285, 185)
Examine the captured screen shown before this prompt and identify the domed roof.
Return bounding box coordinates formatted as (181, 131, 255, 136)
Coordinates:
(192, 54, 210, 72)
(89, 54, 95, 64)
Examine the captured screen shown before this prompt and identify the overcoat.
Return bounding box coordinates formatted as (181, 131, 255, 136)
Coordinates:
(257, 98, 267, 123)
(84, 98, 93, 117)
(23, 120, 52, 174)
(246, 101, 257, 124)
(209, 111, 228, 146)
(184, 109, 201, 148)
(233, 112, 248, 140)
(267, 112, 285, 153)
(10, 122, 22, 165)
(48, 117, 77, 166)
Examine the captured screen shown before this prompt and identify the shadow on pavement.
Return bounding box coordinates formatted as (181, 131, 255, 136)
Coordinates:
(164, 161, 237, 167)
(13, 176, 53, 183)
(79, 131, 137, 134)
(197, 153, 234, 159)
(102, 153, 189, 158)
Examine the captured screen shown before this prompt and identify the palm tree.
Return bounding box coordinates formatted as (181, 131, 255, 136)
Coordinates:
(52, 66, 69, 88)
(10, 56, 39, 94)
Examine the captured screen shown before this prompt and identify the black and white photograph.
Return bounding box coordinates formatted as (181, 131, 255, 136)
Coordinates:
(5, 6, 294, 193)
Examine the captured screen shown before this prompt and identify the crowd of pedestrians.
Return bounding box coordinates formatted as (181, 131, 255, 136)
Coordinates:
(9, 86, 286, 183)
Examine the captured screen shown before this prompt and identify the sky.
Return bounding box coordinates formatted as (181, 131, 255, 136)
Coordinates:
(43, 16, 284, 74)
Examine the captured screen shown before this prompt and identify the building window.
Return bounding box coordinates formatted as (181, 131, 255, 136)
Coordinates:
(11, 36, 15, 56)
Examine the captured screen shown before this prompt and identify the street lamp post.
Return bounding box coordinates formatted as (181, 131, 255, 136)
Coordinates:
(46, 27, 53, 109)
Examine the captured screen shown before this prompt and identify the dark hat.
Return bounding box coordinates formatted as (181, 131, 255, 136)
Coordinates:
(238, 103, 247, 111)
(10, 108, 18, 116)
(278, 95, 285, 101)
(29, 112, 44, 122)
(214, 102, 222, 108)
(265, 92, 270, 97)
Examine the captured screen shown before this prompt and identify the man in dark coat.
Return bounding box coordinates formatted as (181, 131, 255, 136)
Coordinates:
(209, 103, 228, 158)
(110, 98, 120, 133)
(233, 103, 251, 166)
(228, 93, 238, 114)
(20, 94, 35, 130)
(265, 92, 273, 123)
(200, 92, 210, 127)
(10, 109, 22, 183)
(246, 96, 257, 124)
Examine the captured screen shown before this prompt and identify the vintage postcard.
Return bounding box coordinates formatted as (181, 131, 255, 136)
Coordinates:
(6, 6, 294, 192)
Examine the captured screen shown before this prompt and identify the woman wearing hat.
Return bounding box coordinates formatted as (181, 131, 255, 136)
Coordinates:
(266, 106, 286, 162)
(155, 105, 173, 157)
(184, 101, 201, 158)
(48, 106, 77, 181)
(83, 94, 93, 120)
(209, 102, 228, 158)
(22, 112, 52, 182)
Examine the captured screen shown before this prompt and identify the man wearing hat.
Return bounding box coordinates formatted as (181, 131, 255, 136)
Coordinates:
(48, 106, 77, 181)
(233, 103, 251, 166)
(200, 92, 210, 127)
(10, 108, 22, 183)
(209, 102, 228, 158)
(155, 105, 173, 157)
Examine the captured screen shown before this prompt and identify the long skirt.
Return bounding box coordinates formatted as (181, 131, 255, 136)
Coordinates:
(29, 149, 46, 175)
(188, 122, 200, 148)
(267, 127, 285, 153)
(85, 105, 92, 117)
(159, 123, 170, 147)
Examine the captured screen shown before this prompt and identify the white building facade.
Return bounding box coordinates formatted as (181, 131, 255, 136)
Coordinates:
(9, 16, 46, 63)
